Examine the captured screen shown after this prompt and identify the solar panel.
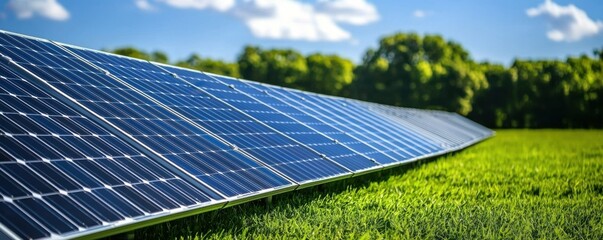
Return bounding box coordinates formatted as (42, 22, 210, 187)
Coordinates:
(0, 60, 221, 239)
(269, 87, 445, 159)
(0, 30, 493, 239)
(61, 47, 354, 183)
(288, 88, 443, 157)
(204, 76, 400, 165)
(156, 66, 381, 172)
(358, 103, 494, 148)
(0, 31, 296, 199)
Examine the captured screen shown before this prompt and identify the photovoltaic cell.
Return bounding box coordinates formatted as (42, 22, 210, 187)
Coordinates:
(255, 85, 415, 161)
(0, 60, 217, 239)
(335, 99, 445, 153)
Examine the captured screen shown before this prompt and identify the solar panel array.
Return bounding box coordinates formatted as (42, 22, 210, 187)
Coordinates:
(0, 30, 493, 239)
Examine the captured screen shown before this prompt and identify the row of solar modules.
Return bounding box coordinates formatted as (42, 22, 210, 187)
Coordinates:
(0, 30, 493, 239)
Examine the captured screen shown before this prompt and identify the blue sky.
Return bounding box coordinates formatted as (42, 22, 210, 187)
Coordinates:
(1, 0, 602, 65)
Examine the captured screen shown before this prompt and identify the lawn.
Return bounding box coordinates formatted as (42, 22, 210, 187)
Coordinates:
(130, 130, 603, 239)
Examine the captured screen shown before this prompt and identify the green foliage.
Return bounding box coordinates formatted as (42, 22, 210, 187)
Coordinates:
(175, 54, 240, 78)
(303, 53, 354, 95)
(238, 46, 307, 88)
(131, 130, 603, 239)
(237, 46, 355, 96)
(110, 47, 169, 63)
(469, 56, 603, 128)
(352, 33, 487, 115)
(469, 63, 516, 128)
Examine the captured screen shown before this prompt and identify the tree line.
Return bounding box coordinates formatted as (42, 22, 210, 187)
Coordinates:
(109, 33, 603, 128)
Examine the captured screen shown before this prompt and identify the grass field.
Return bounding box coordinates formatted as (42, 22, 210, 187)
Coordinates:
(130, 130, 603, 239)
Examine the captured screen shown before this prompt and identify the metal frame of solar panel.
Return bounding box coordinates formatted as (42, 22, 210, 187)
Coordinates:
(0, 29, 493, 240)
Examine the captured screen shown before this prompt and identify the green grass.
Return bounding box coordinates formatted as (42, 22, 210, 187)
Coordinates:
(131, 130, 603, 239)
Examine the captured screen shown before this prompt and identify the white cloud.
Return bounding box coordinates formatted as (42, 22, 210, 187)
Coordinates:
(234, 0, 379, 42)
(8, 0, 69, 21)
(527, 0, 603, 42)
(413, 10, 426, 18)
(234, 0, 351, 41)
(315, 0, 379, 25)
(157, 0, 235, 12)
(135, 0, 154, 11)
(133, 0, 379, 42)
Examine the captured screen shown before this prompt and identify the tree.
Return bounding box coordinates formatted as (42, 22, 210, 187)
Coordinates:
(151, 51, 169, 63)
(595, 47, 603, 60)
(469, 63, 515, 128)
(175, 54, 239, 77)
(302, 53, 354, 95)
(110, 47, 169, 63)
(237, 46, 307, 88)
(352, 33, 487, 115)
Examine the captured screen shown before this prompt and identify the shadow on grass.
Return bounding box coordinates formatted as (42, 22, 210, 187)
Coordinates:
(109, 153, 456, 240)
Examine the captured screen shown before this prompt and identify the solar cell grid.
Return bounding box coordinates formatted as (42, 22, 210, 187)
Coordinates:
(309, 94, 443, 155)
(358, 104, 460, 147)
(427, 111, 493, 139)
(263, 86, 444, 161)
(0, 31, 294, 199)
(109, 61, 358, 182)
(74, 54, 353, 183)
(332, 97, 443, 157)
(361, 104, 476, 147)
(165, 69, 381, 172)
(205, 74, 397, 166)
(266, 88, 420, 160)
(0, 59, 218, 239)
(238, 80, 406, 165)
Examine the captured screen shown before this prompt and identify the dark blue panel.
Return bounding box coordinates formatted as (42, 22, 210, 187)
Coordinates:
(266, 86, 443, 160)
(308, 94, 443, 155)
(1, 164, 58, 194)
(44, 194, 102, 228)
(93, 188, 146, 217)
(0, 33, 222, 238)
(218, 77, 398, 165)
(67, 47, 351, 182)
(0, 202, 50, 239)
(15, 198, 79, 234)
(0, 32, 289, 200)
(69, 191, 124, 223)
(158, 66, 377, 171)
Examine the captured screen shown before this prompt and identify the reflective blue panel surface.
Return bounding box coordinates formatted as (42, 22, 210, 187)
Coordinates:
(268, 87, 444, 161)
(62, 49, 351, 182)
(0, 58, 215, 239)
(165, 68, 379, 171)
(0, 32, 292, 199)
(237, 81, 403, 165)
(207, 75, 392, 167)
(358, 104, 492, 147)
